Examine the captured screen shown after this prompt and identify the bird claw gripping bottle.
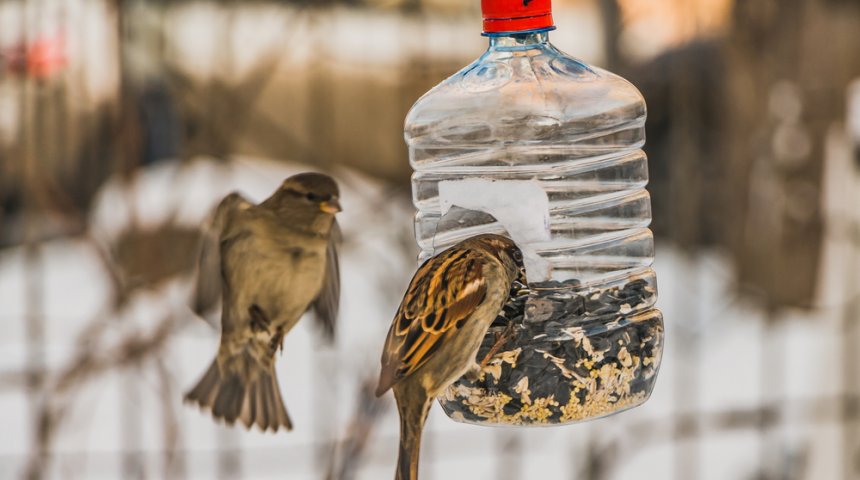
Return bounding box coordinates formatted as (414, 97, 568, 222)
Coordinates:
(406, 0, 664, 426)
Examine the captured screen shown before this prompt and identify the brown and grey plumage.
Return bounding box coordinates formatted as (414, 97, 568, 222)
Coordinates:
(376, 234, 525, 480)
(185, 172, 342, 432)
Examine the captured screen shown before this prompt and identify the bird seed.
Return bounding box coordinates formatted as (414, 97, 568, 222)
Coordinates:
(439, 275, 664, 426)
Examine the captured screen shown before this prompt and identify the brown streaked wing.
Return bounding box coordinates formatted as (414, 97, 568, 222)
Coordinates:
(376, 247, 487, 395)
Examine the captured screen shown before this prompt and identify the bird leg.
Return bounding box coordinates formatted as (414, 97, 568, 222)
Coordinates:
(249, 304, 271, 333)
(268, 326, 285, 356)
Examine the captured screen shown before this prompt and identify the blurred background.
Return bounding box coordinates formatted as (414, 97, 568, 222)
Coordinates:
(1, 0, 859, 479)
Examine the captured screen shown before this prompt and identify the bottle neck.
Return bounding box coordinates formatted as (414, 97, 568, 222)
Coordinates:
(488, 30, 551, 49)
(481, 0, 554, 37)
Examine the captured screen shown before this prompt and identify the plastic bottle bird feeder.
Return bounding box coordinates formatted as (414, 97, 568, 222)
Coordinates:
(404, 0, 664, 426)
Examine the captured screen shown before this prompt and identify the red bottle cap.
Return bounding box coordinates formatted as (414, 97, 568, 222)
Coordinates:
(482, 0, 554, 35)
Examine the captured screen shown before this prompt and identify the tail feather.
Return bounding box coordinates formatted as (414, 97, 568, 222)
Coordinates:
(393, 383, 432, 480)
(184, 357, 293, 432)
(186, 360, 220, 406)
(245, 385, 257, 428)
(253, 381, 268, 430)
(212, 374, 245, 420)
(267, 374, 292, 428)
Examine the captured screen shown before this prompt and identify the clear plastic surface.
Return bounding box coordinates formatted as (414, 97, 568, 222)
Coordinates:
(406, 30, 663, 426)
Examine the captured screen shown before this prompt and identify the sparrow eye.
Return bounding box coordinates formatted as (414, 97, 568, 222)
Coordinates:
(512, 250, 523, 262)
(305, 192, 319, 202)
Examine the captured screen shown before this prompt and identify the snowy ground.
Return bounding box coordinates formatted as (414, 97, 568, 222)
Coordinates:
(0, 148, 858, 479)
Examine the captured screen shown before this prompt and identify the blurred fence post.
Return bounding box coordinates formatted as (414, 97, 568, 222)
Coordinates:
(20, 0, 48, 476)
(597, 0, 621, 70)
(759, 307, 786, 479)
(842, 80, 860, 480)
(495, 430, 522, 480)
(673, 255, 700, 480)
(306, 11, 339, 476)
(307, 8, 333, 168)
(840, 225, 859, 480)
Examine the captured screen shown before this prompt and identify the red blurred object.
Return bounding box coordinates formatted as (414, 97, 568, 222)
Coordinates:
(2, 32, 67, 79)
(481, 0, 554, 34)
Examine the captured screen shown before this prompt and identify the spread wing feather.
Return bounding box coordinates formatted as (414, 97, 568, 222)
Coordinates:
(192, 192, 253, 326)
(376, 247, 487, 395)
(310, 221, 341, 342)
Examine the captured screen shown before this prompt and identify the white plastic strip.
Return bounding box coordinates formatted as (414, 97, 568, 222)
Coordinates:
(439, 179, 552, 281)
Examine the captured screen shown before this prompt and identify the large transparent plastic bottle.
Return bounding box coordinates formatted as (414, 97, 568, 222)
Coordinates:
(406, 0, 664, 426)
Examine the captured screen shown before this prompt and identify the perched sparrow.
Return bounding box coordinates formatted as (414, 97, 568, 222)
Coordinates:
(185, 172, 341, 432)
(376, 234, 525, 480)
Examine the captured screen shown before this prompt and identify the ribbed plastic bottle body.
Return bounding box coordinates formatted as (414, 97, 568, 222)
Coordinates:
(407, 32, 663, 426)
(407, 33, 654, 289)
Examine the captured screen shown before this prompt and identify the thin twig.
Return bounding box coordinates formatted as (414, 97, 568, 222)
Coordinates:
(24, 314, 181, 480)
(326, 377, 389, 480)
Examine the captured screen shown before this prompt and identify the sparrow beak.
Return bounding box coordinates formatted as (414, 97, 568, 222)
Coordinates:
(516, 266, 527, 285)
(320, 198, 342, 214)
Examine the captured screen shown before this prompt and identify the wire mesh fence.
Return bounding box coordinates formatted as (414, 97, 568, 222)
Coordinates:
(1, 1, 859, 479)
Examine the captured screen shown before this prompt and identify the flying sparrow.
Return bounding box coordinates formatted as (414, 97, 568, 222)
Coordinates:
(376, 234, 525, 480)
(185, 172, 341, 432)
